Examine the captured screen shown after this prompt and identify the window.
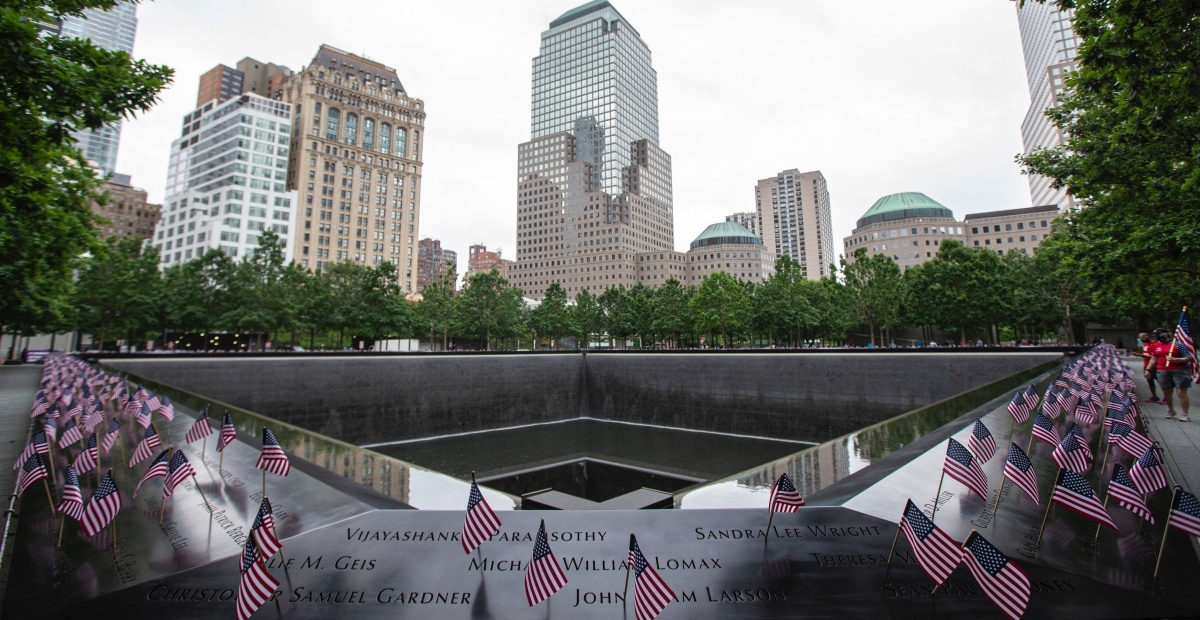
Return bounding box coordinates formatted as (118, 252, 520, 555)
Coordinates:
(326, 108, 340, 141)
(362, 118, 375, 150)
(379, 123, 391, 154)
(1005, 224, 1012, 231)
(344, 113, 358, 145)
(395, 127, 407, 157)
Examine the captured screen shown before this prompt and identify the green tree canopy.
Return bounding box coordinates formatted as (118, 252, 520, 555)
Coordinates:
(689, 271, 750, 347)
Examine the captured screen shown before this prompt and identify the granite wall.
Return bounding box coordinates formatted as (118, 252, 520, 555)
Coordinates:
(103, 352, 1061, 445)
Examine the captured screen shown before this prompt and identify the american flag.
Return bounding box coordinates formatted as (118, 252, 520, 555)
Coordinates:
(43, 416, 56, 444)
(461, 474, 501, 554)
(30, 394, 48, 418)
(217, 412, 236, 452)
(1067, 423, 1093, 459)
(157, 395, 175, 422)
(74, 433, 99, 475)
(135, 402, 153, 429)
(80, 471, 122, 538)
(1051, 433, 1091, 474)
(162, 449, 197, 503)
(185, 405, 214, 444)
(1087, 389, 1104, 408)
(1031, 413, 1061, 447)
(100, 418, 121, 455)
(17, 453, 48, 498)
(1168, 488, 1200, 537)
(1022, 385, 1040, 410)
(58, 465, 85, 520)
(133, 449, 171, 498)
(1054, 373, 1070, 390)
(1111, 422, 1152, 458)
(134, 384, 149, 403)
(898, 499, 960, 585)
(1108, 464, 1154, 524)
(629, 534, 674, 620)
(146, 392, 162, 411)
(524, 520, 568, 606)
(969, 420, 997, 463)
(1007, 391, 1032, 424)
(128, 424, 162, 467)
(13, 431, 49, 469)
(1130, 447, 1168, 495)
(236, 537, 280, 620)
(943, 438, 988, 499)
(1104, 400, 1129, 429)
(251, 497, 282, 559)
(122, 398, 142, 419)
(58, 417, 82, 449)
(1073, 398, 1098, 425)
(255, 428, 290, 477)
(1052, 468, 1116, 530)
(1042, 389, 1062, 419)
(1003, 443, 1040, 504)
(1173, 309, 1199, 382)
(961, 531, 1030, 620)
(769, 472, 805, 512)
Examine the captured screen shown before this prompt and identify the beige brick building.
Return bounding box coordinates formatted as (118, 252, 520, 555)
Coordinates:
(963, 205, 1059, 257)
(754, 169, 834, 280)
(91, 174, 160, 240)
(682, 222, 774, 285)
(281, 45, 425, 292)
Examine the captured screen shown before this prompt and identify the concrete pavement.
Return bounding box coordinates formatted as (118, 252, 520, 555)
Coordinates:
(1124, 357, 1200, 494)
(0, 365, 41, 608)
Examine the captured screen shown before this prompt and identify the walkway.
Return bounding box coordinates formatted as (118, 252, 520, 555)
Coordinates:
(1126, 358, 1200, 495)
(0, 365, 41, 608)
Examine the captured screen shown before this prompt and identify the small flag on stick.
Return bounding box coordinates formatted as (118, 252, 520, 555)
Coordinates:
(628, 534, 674, 620)
(961, 531, 1030, 620)
(255, 428, 290, 477)
(461, 473, 501, 555)
(897, 499, 960, 585)
(80, 471, 122, 538)
(943, 438, 988, 499)
(969, 421, 997, 463)
(523, 519, 568, 606)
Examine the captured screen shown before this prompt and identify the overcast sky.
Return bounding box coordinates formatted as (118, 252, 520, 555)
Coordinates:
(117, 0, 1034, 264)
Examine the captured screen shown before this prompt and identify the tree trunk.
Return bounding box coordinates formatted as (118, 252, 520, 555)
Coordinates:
(6, 332, 17, 360)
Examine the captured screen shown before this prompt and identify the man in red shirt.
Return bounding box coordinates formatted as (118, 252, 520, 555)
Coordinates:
(1139, 332, 1161, 402)
(1145, 328, 1192, 421)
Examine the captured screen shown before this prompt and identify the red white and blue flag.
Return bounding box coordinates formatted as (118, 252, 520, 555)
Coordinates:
(1007, 391, 1032, 424)
(251, 497, 282, 560)
(217, 412, 236, 452)
(1052, 469, 1116, 530)
(769, 472, 804, 512)
(1051, 433, 1091, 475)
(969, 421, 997, 463)
(255, 428, 290, 477)
(13, 431, 49, 469)
(157, 395, 175, 422)
(1066, 423, 1093, 459)
(236, 537, 280, 620)
(134, 449, 171, 498)
(1130, 447, 1168, 495)
(185, 405, 214, 444)
(898, 499, 960, 585)
(1110, 422, 1153, 458)
(461, 474, 501, 554)
(80, 471, 122, 538)
(1168, 488, 1200, 537)
(943, 438, 988, 499)
(1003, 443, 1040, 504)
(1022, 385, 1040, 411)
(162, 449, 197, 503)
(524, 520, 568, 606)
(58, 417, 82, 449)
(128, 424, 162, 467)
(629, 534, 674, 620)
(1031, 413, 1061, 447)
(1173, 309, 1199, 382)
(135, 402, 153, 429)
(1108, 464, 1153, 524)
(100, 418, 121, 455)
(17, 453, 48, 497)
(1042, 389, 1062, 419)
(961, 531, 1030, 620)
(57, 465, 85, 520)
(1073, 398, 1098, 425)
(74, 433, 99, 475)
(30, 394, 49, 418)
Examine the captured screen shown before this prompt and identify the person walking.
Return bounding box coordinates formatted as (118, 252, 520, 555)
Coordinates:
(1146, 327, 1192, 421)
(1140, 332, 1162, 402)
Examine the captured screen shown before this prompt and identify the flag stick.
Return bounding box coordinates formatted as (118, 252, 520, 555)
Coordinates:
(192, 473, 210, 508)
(885, 522, 901, 566)
(42, 477, 55, 512)
(160, 447, 175, 524)
(1098, 442, 1112, 489)
(117, 428, 128, 467)
(201, 434, 206, 458)
(930, 472, 946, 524)
(1153, 487, 1179, 579)
(623, 533, 633, 598)
(219, 447, 224, 474)
(57, 514, 66, 547)
(991, 479, 1007, 518)
(111, 516, 117, 560)
(765, 509, 776, 540)
(1006, 415, 1015, 442)
(46, 441, 57, 484)
(1094, 495, 1110, 545)
(1035, 469, 1060, 549)
(1164, 307, 1185, 369)
(262, 469, 266, 499)
(1026, 429, 1035, 455)
(930, 582, 940, 597)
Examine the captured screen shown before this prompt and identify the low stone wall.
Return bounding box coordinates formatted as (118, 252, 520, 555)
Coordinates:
(103, 351, 1062, 445)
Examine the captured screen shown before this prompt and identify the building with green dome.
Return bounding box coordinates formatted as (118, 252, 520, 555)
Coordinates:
(634, 221, 775, 286)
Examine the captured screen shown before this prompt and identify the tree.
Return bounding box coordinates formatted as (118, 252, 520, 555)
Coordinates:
(1019, 0, 1200, 311)
(160, 249, 236, 336)
(532, 281, 573, 349)
(223, 231, 290, 349)
(418, 271, 457, 351)
(651, 278, 691, 348)
(841, 250, 906, 345)
(72, 236, 161, 349)
(908, 240, 1009, 344)
(599, 286, 633, 348)
(0, 1, 172, 339)
(626, 282, 657, 348)
(455, 269, 523, 350)
(689, 272, 750, 347)
(572, 288, 604, 349)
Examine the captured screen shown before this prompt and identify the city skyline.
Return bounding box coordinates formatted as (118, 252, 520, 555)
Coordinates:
(115, 1, 1034, 274)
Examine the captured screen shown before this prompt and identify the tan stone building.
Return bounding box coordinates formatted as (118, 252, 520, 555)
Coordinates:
(280, 45, 425, 292)
(754, 169, 834, 280)
(963, 205, 1059, 257)
(91, 174, 160, 240)
(682, 222, 774, 285)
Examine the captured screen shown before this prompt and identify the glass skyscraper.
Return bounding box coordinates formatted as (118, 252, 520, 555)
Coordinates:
(512, 1, 674, 300)
(59, 1, 137, 176)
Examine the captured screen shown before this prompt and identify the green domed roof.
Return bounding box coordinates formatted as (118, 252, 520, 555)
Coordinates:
(857, 192, 955, 228)
(690, 221, 761, 250)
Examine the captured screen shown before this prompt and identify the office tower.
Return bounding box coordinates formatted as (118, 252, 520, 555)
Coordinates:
(280, 45, 425, 292)
(753, 169, 833, 280)
(89, 175, 160, 240)
(58, 2, 137, 175)
(725, 212, 759, 239)
(510, 1, 674, 299)
(153, 94, 299, 266)
(1015, 1, 1080, 210)
(416, 238, 457, 291)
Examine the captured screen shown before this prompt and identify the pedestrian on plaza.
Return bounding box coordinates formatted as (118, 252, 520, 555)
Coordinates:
(1146, 327, 1191, 421)
(1139, 332, 1161, 402)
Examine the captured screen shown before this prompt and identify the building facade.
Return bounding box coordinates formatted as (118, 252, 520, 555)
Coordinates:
(842, 192, 1060, 270)
(416, 238, 457, 291)
(464, 244, 511, 280)
(683, 222, 774, 285)
(753, 169, 833, 280)
(90, 174, 160, 240)
(510, 1, 674, 300)
(1016, 1, 1080, 211)
(196, 58, 293, 108)
(154, 94, 298, 266)
(280, 45, 425, 292)
(59, 1, 138, 175)
(724, 211, 759, 239)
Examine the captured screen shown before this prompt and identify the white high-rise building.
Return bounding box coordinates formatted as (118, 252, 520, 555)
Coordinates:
(59, 2, 137, 176)
(754, 169, 834, 280)
(1016, 1, 1080, 210)
(155, 94, 298, 266)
